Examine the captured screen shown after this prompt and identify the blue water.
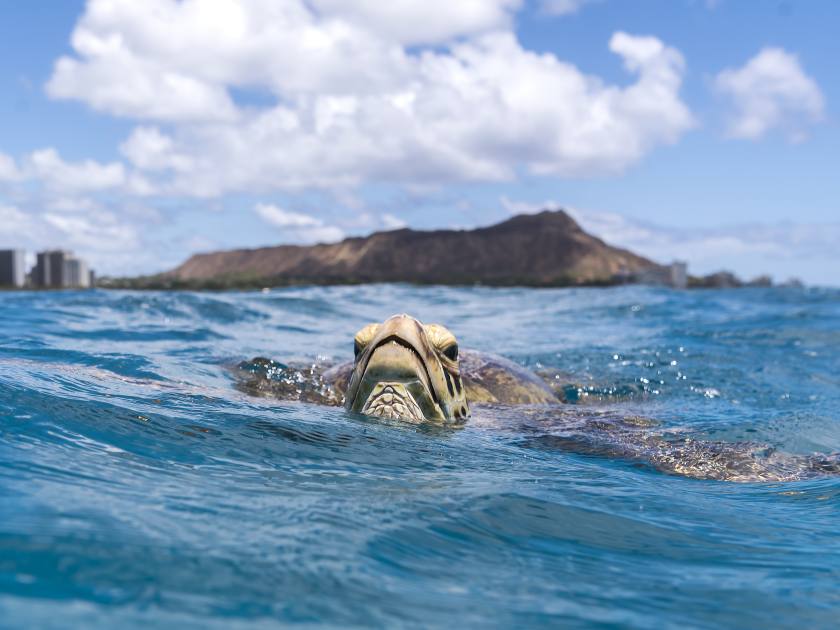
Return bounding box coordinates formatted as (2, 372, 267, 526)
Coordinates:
(1, 286, 839, 628)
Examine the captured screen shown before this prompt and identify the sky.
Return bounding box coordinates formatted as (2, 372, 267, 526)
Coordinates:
(0, 0, 837, 285)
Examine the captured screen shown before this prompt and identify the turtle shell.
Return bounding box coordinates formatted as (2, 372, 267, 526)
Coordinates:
(458, 349, 558, 405)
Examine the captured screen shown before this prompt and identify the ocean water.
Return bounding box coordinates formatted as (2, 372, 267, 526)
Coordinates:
(1, 285, 839, 628)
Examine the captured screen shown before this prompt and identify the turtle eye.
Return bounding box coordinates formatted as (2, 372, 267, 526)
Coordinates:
(353, 323, 380, 360)
(442, 344, 458, 362)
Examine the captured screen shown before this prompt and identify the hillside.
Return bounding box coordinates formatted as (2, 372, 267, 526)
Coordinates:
(122, 210, 660, 289)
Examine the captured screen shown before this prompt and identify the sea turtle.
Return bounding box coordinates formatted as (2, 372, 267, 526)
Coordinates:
(235, 313, 840, 482)
(237, 313, 565, 422)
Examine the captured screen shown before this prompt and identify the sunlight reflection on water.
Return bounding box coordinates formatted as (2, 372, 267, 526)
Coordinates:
(1, 285, 839, 627)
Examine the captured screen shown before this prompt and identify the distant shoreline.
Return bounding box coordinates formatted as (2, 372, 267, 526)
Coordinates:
(1, 280, 808, 292)
(3, 210, 803, 292)
(0, 277, 796, 292)
(95, 209, 800, 291)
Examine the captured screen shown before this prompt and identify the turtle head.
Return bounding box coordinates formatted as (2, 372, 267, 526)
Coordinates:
(344, 314, 469, 424)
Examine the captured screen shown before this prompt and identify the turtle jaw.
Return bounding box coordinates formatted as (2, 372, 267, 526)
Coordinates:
(362, 382, 426, 422)
(349, 338, 446, 423)
(345, 314, 451, 423)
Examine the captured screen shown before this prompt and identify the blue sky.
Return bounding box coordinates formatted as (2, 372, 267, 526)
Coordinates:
(0, 0, 837, 284)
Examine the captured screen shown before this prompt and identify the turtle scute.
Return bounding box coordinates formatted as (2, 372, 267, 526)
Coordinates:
(457, 350, 560, 405)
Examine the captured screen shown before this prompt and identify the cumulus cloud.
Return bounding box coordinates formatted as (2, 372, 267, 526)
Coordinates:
(309, 0, 521, 45)
(123, 29, 692, 195)
(47, 0, 522, 121)
(119, 127, 192, 172)
(45, 0, 408, 120)
(27, 148, 126, 193)
(715, 47, 825, 140)
(47, 0, 694, 197)
(254, 203, 344, 243)
(4, 0, 707, 274)
(44, 211, 140, 253)
(0, 146, 152, 201)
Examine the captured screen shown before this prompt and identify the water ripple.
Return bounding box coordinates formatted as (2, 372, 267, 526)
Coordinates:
(0, 286, 838, 627)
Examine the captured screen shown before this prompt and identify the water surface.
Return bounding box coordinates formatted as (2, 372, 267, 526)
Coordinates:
(1, 286, 838, 628)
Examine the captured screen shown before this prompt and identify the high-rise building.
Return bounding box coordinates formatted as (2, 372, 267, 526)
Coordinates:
(33, 250, 68, 288)
(63, 256, 90, 288)
(32, 252, 48, 286)
(49, 252, 67, 287)
(0, 249, 26, 287)
(32, 250, 94, 289)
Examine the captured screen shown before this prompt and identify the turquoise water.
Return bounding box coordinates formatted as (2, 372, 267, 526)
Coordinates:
(1, 285, 839, 628)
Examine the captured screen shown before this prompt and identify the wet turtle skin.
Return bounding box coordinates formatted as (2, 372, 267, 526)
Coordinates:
(313, 349, 559, 407)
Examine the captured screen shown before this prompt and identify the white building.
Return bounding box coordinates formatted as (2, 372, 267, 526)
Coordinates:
(634, 260, 689, 289)
(669, 261, 688, 289)
(63, 256, 91, 288)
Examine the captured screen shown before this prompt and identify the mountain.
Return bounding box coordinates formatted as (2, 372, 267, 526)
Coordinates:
(124, 209, 661, 289)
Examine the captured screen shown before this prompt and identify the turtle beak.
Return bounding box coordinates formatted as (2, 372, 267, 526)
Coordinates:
(345, 314, 451, 422)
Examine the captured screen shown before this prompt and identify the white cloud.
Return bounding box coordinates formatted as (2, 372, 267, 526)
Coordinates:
(540, 0, 596, 16)
(45, 196, 100, 213)
(337, 210, 408, 233)
(0, 153, 21, 181)
(27, 148, 126, 193)
(44, 211, 140, 253)
(714, 47, 824, 140)
(255, 203, 321, 228)
(500, 196, 547, 216)
(119, 127, 192, 172)
(0, 205, 35, 240)
(1, 146, 149, 198)
(123, 172, 157, 196)
(121, 30, 692, 195)
(5, 0, 709, 275)
(254, 202, 344, 243)
(0, 147, 164, 274)
(310, 0, 521, 45)
(46, 0, 522, 123)
(46, 0, 244, 122)
(45, 1, 694, 197)
(45, 0, 407, 120)
(0, 199, 159, 276)
(300, 225, 345, 243)
(381, 213, 407, 230)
